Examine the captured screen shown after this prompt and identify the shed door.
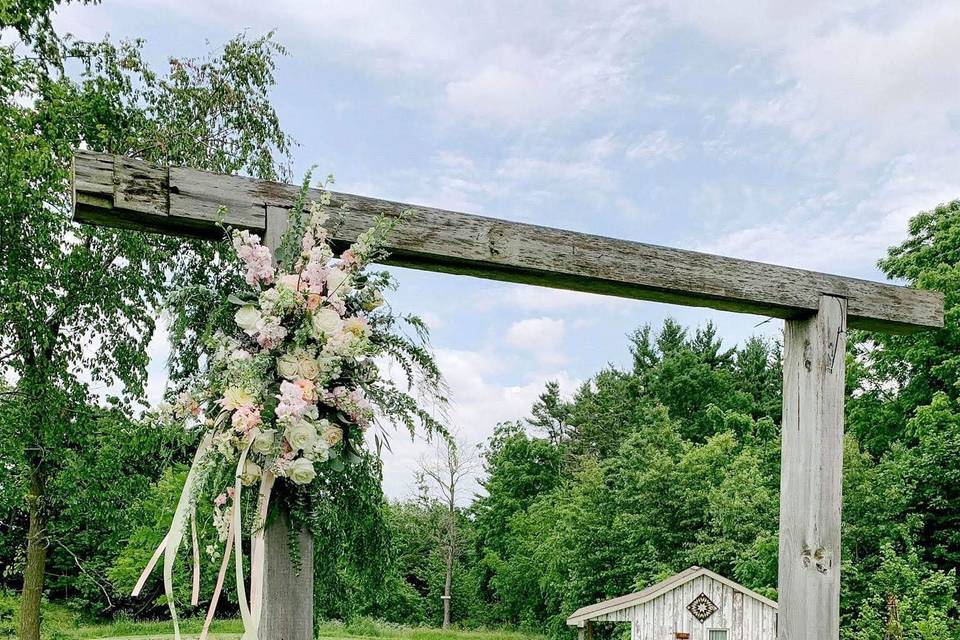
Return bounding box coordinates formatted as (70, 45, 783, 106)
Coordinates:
(708, 631, 728, 640)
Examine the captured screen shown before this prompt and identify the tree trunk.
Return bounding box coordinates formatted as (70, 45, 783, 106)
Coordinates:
(20, 468, 47, 640)
(442, 539, 453, 628)
(442, 485, 454, 629)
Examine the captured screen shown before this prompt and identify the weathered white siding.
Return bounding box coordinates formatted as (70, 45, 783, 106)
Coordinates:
(634, 575, 776, 640)
(591, 575, 776, 640)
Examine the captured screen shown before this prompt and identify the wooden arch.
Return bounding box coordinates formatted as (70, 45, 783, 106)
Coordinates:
(72, 150, 944, 640)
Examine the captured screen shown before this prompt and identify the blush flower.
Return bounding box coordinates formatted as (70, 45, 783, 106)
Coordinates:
(276, 380, 308, 419)
(231, 404, 262, 435)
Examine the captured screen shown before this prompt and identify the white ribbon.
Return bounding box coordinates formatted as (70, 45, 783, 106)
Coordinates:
(191, 509, 201, 606)
(249, 470, 275, 630)
(200, 500, 235, 640)
(163, 432, 213, 640)
(232, 441, 258, 640)
(132, 427, 279, 640)
(131, 432, 212, 640)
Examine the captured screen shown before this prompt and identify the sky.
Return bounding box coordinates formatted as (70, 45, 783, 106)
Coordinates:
(54, 0, 960, 501)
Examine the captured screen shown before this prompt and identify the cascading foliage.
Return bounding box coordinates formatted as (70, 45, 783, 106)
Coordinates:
(135, 181, 447, 640)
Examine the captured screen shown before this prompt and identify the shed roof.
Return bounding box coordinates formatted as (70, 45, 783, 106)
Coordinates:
(566, 566, 778, 626)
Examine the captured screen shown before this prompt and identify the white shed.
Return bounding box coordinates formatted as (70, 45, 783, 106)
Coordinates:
(566, 566, 778, 640)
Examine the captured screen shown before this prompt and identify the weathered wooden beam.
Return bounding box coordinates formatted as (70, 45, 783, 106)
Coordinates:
(778, 295, 846, 640)
(72, 150, 944, 333)
(260, 207, 315, 640)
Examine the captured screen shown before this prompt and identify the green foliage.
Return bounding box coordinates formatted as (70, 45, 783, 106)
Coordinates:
(843, 544, 959, 640)
(0, 3, 291, 635)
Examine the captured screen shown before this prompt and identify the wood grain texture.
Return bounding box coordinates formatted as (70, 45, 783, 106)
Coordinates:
(72, 150, 944, 333)
(261, 207, 315, 640)
(778, 295, 846, 640)
(261, 515, 314, 640)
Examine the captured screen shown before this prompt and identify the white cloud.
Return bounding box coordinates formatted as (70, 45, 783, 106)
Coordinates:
(505, 317, 566, 364)
(56, 0, 658, 129)
(625, 129, 684, 165)
(667, 1, 960, 277)
(377, 345, 579, 499)
(699, 156, 959, 276)
(473, 283, 630, 314)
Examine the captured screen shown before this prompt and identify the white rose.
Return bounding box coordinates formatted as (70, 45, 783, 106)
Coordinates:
(287, 458, 317, 485)
(251, 429, 276, 455)
(310, 308, 342, 339)
(235, 305, 261, 335)
(326, 268, 351, 294)
(285, 420, 318, 452)
(240, 460, 261, 486)
(277, 273, 301, 292)
(276, 353, 300, 380)
(298, 357, 320, 380)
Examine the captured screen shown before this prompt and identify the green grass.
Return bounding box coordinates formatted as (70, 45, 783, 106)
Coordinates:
(0, 594, 541, 640)
(59, 618, 538, 640)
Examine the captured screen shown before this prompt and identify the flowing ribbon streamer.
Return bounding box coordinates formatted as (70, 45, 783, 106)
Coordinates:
(131, 428, 278, 640)
(199, 501, 236, 640)
(191, 510, 201, 606)
(248, 470, 275, 630)
(233, 440, 257, 639)
(130, 432, 212, 640)
(131, 532, 170, 598)
(163, 432, 214, 640)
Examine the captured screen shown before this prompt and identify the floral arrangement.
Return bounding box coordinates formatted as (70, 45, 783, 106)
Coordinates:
(133, 183, 445, 640)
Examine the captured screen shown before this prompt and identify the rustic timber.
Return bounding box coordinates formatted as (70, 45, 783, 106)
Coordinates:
(261, 514, 314, 640)
(72, 150, 943, 333)
(260, 207, 315, 640)
(778, 295, 846, 640)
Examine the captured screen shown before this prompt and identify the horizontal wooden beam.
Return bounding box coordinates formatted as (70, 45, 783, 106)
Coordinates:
(72, 150, 944, 333)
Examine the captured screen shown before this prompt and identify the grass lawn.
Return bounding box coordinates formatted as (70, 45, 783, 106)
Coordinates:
(0, 595, 541, 640)
(63, 619, 540, 640)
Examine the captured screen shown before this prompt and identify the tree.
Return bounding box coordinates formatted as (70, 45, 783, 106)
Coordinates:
(527, 381, 573, 446)
(0, 9, 291, 636)
(417, 434, 480, 628)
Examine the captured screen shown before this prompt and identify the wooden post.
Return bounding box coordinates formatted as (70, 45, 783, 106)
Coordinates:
(779, 294, 846, 640)
(262, 514, 315, 640)
(261, 207, 315, 640)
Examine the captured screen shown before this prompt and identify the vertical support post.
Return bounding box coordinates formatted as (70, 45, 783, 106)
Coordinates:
(262, 206, 315, 640)
(778, 294, 846, 640)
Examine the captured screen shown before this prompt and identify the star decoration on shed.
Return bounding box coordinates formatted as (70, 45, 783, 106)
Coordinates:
(687, 592, 718, 623)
